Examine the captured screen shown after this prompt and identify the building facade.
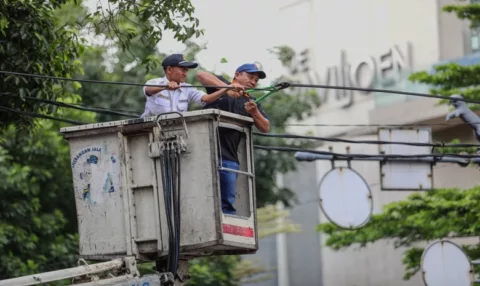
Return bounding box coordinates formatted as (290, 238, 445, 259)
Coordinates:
(243, 0, 480, 285)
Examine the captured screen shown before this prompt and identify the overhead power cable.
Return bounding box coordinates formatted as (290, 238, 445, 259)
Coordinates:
(253, 132, 480, 148)
(0, 70, 267, 91)
(2, 96, 478, 149)
(1, 70, 479, 104)
(292, 151, 475, 167)
(15, 96, 480, 129)
(3, 92, 478, 130)
(283, 122, 480, 127)
(4, 93, 479, 129)
(0, 93, 140, 118)
(288, 83, 480, 105)
(70, 103, 141, 115)
(0, 105, 86, 125)
(254, 145, 480, 159)
(1, 105, 478, 165)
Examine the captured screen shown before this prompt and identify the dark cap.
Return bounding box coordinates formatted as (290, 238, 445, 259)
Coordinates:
(162, 54, 198, 69)
(235, 63, 266, 79)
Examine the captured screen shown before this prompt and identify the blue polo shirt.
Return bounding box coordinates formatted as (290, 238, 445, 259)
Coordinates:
(203, 75, 268, 163)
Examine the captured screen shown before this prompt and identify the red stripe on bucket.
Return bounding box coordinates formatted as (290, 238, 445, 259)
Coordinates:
(222, 224, 254, 238)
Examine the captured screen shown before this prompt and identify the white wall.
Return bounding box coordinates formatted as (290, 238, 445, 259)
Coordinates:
(313, 132, 480, 286)
(438, 0, 471, 60)
(314, 135, 422, 286)
(282, 0, 447, 138)
(274, 1, 476, 285)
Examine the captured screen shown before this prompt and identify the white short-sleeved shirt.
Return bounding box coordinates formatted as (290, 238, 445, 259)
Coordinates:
(141, 76, 206, 118)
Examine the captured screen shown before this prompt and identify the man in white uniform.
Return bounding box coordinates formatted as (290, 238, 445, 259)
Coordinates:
(141, 54, 242, 118)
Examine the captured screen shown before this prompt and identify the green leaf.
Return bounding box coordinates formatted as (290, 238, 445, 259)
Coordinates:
(0, 16, 8, 36)
(72, 81, 82, 90)
(33, 32, 42, 42)
(19, 88, 26, 99)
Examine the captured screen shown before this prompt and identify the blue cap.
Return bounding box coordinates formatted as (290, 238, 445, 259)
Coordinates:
(236, 63, 266, 79)
(162, 54, 198, 69)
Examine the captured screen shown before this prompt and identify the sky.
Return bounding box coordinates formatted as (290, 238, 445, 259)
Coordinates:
(85, 0, 314, 84)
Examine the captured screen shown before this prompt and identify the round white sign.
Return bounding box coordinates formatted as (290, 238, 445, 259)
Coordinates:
(318, 167, 373, 229)
(421, 239, 473, 286)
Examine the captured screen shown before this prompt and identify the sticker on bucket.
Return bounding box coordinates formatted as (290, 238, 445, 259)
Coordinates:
(71, 144, 120, 205)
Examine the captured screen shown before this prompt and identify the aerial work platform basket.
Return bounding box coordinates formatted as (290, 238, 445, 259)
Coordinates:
(60, 109, 258, 261)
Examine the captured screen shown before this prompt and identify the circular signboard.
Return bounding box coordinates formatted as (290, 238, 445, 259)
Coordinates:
(421, 239, 473, 286)
(318, 167, 373, 229)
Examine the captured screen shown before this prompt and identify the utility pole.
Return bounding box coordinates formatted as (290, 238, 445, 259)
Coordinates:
(275, 173, 289, 286)
(272, 4, 316, 286)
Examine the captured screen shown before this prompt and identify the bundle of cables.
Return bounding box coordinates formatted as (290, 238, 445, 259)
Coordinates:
(160, 140, 182, 278)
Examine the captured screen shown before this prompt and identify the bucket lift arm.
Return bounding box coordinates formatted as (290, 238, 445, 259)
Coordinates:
(0, 257, 166, 286)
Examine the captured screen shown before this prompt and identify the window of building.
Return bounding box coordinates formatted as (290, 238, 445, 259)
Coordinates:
(470, 0, 480, 52)
(471, 32, 480, 52)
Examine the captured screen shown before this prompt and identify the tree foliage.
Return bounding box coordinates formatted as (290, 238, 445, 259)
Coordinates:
(87, 0, 202, 55)
(0, 0, 96, 280)
(0, 0, 84, 129)
(0, 0, 313, 283)
(317, 1, 480, 280)
(443, 3, 480, 29)
(318, 188, 480, 279)
(0, 0, 201, 129)
(0, 104, 96, 280)
(408, 4, 480, 111)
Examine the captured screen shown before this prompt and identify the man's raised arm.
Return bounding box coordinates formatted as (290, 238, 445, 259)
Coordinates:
(197, 71, 242, 98)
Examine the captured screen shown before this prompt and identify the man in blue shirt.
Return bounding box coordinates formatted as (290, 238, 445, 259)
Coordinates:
(197, 64, 270, 215)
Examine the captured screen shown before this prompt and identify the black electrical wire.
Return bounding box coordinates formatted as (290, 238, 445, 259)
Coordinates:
(6, 92, 480, 131)
(162, 150, 170, 271)
(253, 132, 480, 148)
(170, 144, 180, 276)
(158, 140, 182, 277)
(165, 147, 172, 272)
(0, 91, 143, 115)
(161, 147, 175, 274)
(175, 151, 181, 278)
(0, 105, 86, 125)
(7, 93, 478, 129)
(253, 145, 480, 159)
(283, 122, 480, 127)
(2, 102, 478, 151)
(9, 95, 480, 130)
(0, 93, 140, 118)
(288, 83, 480, 105)
(12, 92, 480, 129)
(2, 70, 480, 104)
(9, 92, 478, 130)
(175, 148, 181, 277)
(71, 102, 141, 115)
(4, 101, 474, 161)
(168, 146, 177, 276)
(0, 70, 263, 91)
